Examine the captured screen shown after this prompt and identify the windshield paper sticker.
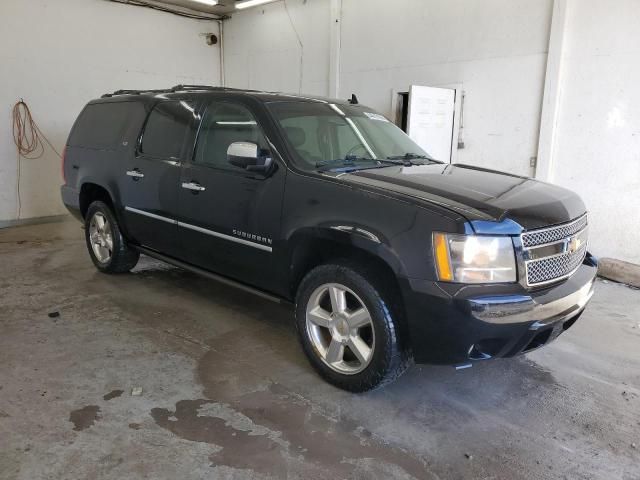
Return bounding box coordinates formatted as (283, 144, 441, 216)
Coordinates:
(364, 112, 389, 122)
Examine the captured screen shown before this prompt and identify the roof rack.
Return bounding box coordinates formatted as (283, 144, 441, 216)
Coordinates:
(172, 84, 222, 91)
(172, 84, 262, 93)
(101, 84, 258, 98)
(101, 88, 169, 98)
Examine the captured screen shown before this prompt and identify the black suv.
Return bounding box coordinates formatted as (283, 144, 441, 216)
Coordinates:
(61, 85, 597, 392)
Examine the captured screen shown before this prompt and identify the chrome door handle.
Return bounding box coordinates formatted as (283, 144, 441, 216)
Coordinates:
(126, 170, 144, 178)
(182, 182, 206, 192)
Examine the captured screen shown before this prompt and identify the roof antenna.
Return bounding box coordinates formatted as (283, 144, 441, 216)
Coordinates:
(348, 93, 359, 105)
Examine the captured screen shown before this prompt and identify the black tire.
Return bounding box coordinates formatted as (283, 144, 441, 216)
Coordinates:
(295, 261, 411, 392)
(85, 201, 139, 273)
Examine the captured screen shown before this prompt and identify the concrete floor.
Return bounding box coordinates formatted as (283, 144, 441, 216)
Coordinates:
(1, 217, 639, 480)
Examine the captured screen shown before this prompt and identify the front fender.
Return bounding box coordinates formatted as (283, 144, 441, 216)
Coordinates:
(287, 224, 408, 278)
(280, 170, 467, 286)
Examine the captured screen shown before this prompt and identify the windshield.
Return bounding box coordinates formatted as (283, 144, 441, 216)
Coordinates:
(267, 101, 438, 171)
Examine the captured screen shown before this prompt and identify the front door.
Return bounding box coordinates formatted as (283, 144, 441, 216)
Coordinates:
(119, 99, 199, 255)
(176, 100, 285, 292)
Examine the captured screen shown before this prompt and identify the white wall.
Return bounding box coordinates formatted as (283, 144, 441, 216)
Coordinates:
(224, 0, 553, 176)
(543, 0, 640, 264)
(339, 0, 552, 175)
(223, 0, 331, 95)
(0, 0, 220, 221)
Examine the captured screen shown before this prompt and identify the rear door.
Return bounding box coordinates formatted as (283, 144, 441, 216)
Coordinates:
(66, 100, 143, 201)
(175, 100, 285, 292)
(119, 99, 199, 255)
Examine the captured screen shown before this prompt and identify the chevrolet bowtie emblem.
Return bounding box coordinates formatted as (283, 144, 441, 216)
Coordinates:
(567, 236, 581, 254)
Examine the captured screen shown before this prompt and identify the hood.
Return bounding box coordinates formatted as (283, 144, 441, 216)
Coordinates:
(339, 163, 586, 232)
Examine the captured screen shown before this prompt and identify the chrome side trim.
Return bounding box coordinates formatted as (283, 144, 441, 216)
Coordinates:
(178, 221, 273, 252)
(124, 206, 177, 225)
(124, 206, 273, 253)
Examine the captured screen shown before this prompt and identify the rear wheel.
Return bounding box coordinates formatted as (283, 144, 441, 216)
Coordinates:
(85, 201, 139, 273)
(295, 262, 410, 392)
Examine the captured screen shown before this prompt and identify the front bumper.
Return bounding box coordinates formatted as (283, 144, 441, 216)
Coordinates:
(402, 253, 598, 364)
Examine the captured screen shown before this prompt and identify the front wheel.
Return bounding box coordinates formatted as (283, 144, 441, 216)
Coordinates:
(295, 263, 410, 392)
(85, 201, 139, 273)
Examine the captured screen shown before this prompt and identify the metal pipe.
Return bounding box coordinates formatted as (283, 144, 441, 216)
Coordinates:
(219, 19, 225, 87)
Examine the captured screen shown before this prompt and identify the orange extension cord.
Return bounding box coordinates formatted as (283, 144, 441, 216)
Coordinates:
(12, 100, 62, 159)
(11, 100, 63, 219)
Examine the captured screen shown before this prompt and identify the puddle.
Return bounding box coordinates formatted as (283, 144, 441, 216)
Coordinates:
(150, 332, 434, 479)
(103, 389, 124, 401)
(69, 405, 101, 431)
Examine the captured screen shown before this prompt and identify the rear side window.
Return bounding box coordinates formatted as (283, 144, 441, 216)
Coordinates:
(140, 101, 195, 159)
(68, 102, 137, 149)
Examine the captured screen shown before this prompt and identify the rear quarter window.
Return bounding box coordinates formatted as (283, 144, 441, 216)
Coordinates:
(68, 101, 141, 149)
(140, 101, 196, 159)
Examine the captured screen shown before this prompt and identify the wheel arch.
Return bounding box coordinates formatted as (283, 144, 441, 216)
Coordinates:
(287, 228, 409, 336)
(291, 228, 413, 390)
(79, 181, 134, 240)
(79, 182, 116, 219)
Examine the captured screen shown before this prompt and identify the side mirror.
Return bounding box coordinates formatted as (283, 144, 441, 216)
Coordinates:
(227, 142, 272, 174)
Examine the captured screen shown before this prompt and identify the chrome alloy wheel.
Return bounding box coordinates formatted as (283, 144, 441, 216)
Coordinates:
(305, 283, 375, 375)
(89, 212, 113, 264)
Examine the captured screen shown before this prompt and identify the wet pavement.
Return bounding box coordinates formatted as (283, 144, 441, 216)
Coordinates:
(1, 217, 639, 479)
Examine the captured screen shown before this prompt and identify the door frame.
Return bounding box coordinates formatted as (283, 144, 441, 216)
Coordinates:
(390, 84, 463, 164)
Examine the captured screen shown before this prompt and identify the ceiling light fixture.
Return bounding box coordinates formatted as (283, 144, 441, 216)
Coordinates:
(189, 0, 218, 6)
(236, 0, 277, 10)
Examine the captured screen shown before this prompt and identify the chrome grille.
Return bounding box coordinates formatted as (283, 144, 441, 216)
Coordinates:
(526, 243, 587, 285)
(521, 214, 588, 248)
(522, 214, 588, 286)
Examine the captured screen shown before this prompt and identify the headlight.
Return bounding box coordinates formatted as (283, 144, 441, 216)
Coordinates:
(433, 233, 516, 283)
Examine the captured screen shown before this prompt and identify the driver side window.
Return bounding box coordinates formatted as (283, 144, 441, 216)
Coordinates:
(194, 102, 268, 171)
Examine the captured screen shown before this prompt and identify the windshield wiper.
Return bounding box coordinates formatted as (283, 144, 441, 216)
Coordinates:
(316, 156, 380, 170)
(386, 152, 436, 165)
(316, 154, 434, 172)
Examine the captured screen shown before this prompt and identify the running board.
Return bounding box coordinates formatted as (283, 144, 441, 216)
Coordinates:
(134, 246, 286, 304)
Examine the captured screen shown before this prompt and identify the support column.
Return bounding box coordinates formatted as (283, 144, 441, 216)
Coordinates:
(536, 0, 569, 182)
(328, 0, 342, 98)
